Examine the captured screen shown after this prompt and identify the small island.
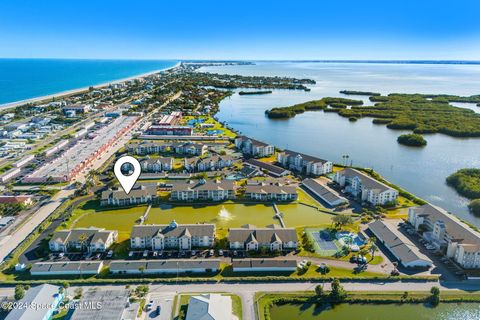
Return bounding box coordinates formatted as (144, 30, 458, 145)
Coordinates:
(340, 90, 381, 96)
(239, 90, 272, 95)
(446, 168, 480, 215)
(397, 133, 427, 147)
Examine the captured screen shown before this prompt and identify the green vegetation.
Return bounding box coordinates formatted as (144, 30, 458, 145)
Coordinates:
(446, 168, 480, 199)
(266, 93, 480, 137)
(265, 97, 363, 119)
(468, 199, 480, 216)
(239, 90, 272, 95)
(175, 293, 242, 320)
(14, 284, 25, 300)
(340, 90, 381, 96)
(397, 133, 427, 147)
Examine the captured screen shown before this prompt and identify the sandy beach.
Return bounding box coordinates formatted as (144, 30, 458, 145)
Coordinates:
(0, 61, 181, 111)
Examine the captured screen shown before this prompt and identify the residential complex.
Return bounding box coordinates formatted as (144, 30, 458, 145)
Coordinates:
(244, 182, 298, 201)
(184, 154, 234, 172)
(234, 136, 274, 157)
(100, 185, 157, 206)
(140, 157, 173, 172)
(170, 180, 236, 201)
(277, 149, 333, 176)
(130, 221, 215, 250)
(408, 204, 480, 269)
(228, 224, 298, 251)
(49, 227, 118, 253)
(369, 220, 433, 268)
(301, 178, 347, 207)
(334, 168, 399, 205)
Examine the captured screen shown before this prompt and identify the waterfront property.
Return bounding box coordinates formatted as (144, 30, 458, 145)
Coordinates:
(276, 149, 333, 176)
(301, 178, 347, 207)
(408, 203, 480, 269)
(140, 157, 173, 172)
(100, 185, 157, 206)
(244, 158, 290, 177)
(368, 220, 432, 268)
(5, 284, 64, 320)
(109, 259, 220, 274)
(186, 294, 233, 320)
(130, 221, 215, 250)
(146, 124, 193, 136)
(184, 154, 234, 172)
(228, 224, 298, 251)
(49, 227, 118, 253)
(30, 261, 104, 276)
(234, 135, 275, 157)
(232, 258, 298, 272)
(170, 179, 236, 201)
(334, 168, 399, 205)
(244, 182, 298, 201)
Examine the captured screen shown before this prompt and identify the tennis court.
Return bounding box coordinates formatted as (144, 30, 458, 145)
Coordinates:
(305, 228, 340, 256)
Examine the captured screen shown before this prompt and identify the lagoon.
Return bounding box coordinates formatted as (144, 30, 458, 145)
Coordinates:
(200, 62, 480, 227)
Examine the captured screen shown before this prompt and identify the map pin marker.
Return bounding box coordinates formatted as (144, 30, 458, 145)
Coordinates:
(114, 156, 141, 194)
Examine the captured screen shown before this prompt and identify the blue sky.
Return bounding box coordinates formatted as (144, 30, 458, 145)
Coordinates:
(1, 0, 479, 60)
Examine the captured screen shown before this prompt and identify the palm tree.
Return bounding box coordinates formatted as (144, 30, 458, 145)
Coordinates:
(77, 233, 89, 252)
(370, 243, 378, 260)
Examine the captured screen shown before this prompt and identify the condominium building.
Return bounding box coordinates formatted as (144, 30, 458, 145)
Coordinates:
(170, 180, 236, 201)
(130, 221, 215, 250)
(100, 185, 157, 206)
(234, 136, 274, 157)
(141, 157, 173, 172)
(228, 224, 298, 251)
(276, 150, 332, 176)
(408, 204, 480, 269)
(244, 182, 298, 201)
(49, 227, 118, 253)
(184, 155, 234, 172)
(334, 168, 398, 205)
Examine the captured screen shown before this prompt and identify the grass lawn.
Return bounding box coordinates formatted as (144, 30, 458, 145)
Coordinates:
(182, 116, 236, 138)
(174, 293, 242, 320)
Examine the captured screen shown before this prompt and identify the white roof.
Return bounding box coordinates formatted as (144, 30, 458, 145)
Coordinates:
(186, 294, 232, 320)
(5, 284, 62, 320)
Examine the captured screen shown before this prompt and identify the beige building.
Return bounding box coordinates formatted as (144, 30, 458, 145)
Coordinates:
(408, 204, 480, 269)
(49, 227, 118, 253)
(228, 224, 298, 251)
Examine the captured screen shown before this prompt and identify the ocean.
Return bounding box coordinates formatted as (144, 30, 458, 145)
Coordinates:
(0, 59, 178, 105)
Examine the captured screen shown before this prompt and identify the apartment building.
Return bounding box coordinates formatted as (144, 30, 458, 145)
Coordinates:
(408, 204, 480, 269)
(334, 168, 398, 205)
(170, 180, 236, 201)
(276, 150, 332, 176)
(234, 136, 274, 157)
(49, 227, 118, 253)
(130, 221, 215, 251)
(228, 224, 298, 251)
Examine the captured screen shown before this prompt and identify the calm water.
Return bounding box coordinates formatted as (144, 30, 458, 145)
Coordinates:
(200, 62, 480, 227)
(0, 59, 178, 105)
(269, 303, 480, 320)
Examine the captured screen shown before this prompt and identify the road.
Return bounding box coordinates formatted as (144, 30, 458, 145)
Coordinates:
(0, 280, 478, 320)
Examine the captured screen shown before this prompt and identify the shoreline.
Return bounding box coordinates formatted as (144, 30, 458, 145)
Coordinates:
(0, 61, 181, 110)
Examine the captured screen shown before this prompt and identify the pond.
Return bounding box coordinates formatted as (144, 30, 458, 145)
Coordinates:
(269, 302, 480, 320)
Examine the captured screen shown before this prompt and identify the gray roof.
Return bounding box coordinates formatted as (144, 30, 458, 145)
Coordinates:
(236, 136, 272, 147)
(171, 180, 235, 192)
(131, 223, 215, 238)
(5, 284, 62, 320)
(31, 261, 103, 274)
(245, 184, 297, 195)
(101, 185, 157, 201)
(245, 159, 289, 175)
(50, 228, 115, 245)
(369, 220, 432, 265)
(70, 289, 130, 320)
(411, 204, 480, 250)
(228, 226, 297, 244)
(339, 168, 394, 193)
(186, 294, 232, 320)
(302, 178, 347, 204)
(232, 258, 297, 269)
(109, 259, 220, 272)
(283, 149, 329, 164)
(141, 157, 173, 165)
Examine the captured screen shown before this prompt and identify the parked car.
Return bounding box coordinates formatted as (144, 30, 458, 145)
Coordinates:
(146, 300, 153, 311)
(107, 250, 113, 258)
(155, 305, 161, 315)
(153, 251, 158, 257)
(143, 250, 149, 258)
(219, 249, 224, 256)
